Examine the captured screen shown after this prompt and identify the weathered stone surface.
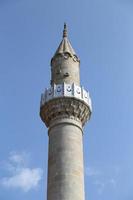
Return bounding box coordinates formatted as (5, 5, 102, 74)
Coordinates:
(51, 55, 80, 86)
(47, 121, 85, 200)
(51, 23, 80, 86)
(40, 97, 91, 127)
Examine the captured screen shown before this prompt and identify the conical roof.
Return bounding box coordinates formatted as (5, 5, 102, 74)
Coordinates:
(55, 37, 76, 56)
(52, 23, 79, 60)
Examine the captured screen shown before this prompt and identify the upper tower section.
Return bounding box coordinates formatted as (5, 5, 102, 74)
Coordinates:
(40, 24, 92, 127)
(51, 23, 80, 86)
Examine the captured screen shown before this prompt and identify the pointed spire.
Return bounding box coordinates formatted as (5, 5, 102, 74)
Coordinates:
(63, 23, 68, 38)
(51, 23, 80, 63)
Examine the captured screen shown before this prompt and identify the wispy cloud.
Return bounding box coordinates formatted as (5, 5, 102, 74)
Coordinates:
(85, 165, 118, 195)
(85, 166, 101, 177)
(93, 180, 105, 195)
(0, 152, 43, 192)
(93, 178, 116, 195)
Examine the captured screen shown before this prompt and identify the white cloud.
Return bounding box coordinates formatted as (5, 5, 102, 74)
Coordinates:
(2, 168, 43, 192)
(85, 167, 101, 177)
(85, 165, 117, 195)
(93, 180, 105, 195)
(9, 151, 28, 165)
(0, 152, 43, 192)
(93, 178, 117, 195)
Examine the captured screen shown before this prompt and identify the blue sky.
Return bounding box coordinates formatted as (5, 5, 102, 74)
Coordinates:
(0, 0, 133, 199)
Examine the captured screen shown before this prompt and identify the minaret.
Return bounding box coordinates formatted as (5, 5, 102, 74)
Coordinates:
(40, 24, 92, 200)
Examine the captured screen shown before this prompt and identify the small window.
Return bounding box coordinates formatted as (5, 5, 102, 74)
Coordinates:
(64, 72, 69, 77)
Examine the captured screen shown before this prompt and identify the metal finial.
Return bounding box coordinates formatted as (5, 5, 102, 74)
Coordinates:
(63, 23, 67, 38)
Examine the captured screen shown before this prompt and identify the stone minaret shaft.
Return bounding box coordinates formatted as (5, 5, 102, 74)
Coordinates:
(40, 24, 92, 200)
